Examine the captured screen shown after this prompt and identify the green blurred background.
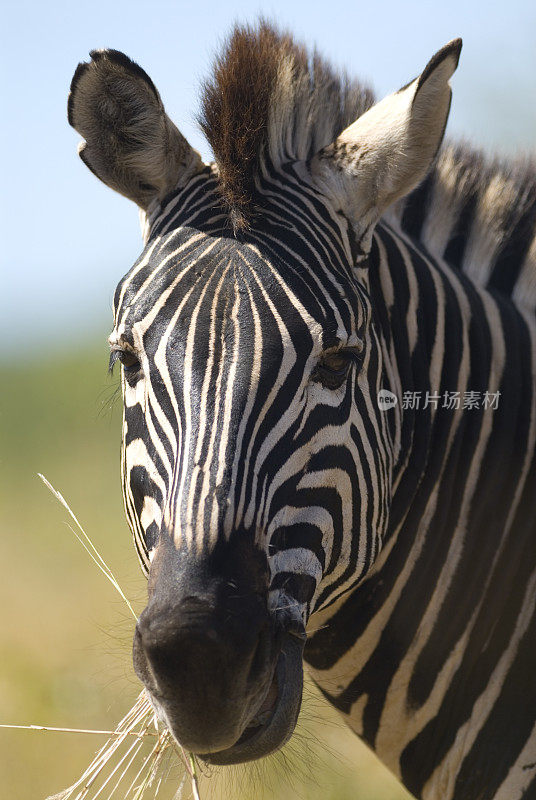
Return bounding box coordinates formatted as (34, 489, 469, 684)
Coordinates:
(0, 346, 413, 799)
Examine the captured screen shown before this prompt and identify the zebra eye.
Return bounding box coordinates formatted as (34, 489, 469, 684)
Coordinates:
(109, 348, 142, 383)
(312, 350, 360, 390)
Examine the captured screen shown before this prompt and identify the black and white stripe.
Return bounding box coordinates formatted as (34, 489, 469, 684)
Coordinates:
(69, 22, 536, 799)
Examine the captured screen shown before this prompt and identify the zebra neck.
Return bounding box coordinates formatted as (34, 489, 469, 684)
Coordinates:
(305, 222, 536, 800)
(371, 220, 536, 548)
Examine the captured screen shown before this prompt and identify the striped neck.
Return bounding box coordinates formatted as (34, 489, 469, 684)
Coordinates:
(306, 218, 536, 799)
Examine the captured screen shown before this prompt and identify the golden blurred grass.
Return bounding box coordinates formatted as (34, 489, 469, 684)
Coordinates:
(0, 343, 413, 800)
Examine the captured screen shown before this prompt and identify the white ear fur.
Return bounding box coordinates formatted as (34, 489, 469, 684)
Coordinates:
(310, 39, 462, 242)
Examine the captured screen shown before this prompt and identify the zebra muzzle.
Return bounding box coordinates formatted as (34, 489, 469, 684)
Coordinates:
(132, 585, 305, 761)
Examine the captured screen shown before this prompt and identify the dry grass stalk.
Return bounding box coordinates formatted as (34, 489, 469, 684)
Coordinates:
(30, 475, 202, 799)
(40, 690, 200, 800)
(0, 724, 156, 738)
(37, 473, 138, 621)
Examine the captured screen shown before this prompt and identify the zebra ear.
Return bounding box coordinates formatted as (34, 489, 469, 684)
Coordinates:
(310, 39, 462, 236)
(68, 49, 204, 209)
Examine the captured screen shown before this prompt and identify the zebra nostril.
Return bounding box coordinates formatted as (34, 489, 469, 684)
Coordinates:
(134, 592, 271, 688)
(133, 622, 160, 694)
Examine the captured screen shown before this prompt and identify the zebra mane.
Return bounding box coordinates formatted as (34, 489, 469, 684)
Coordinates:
(397, 143, 536, 296)
(199, 20, 374, 229)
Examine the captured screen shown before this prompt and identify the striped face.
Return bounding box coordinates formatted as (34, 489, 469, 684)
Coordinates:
(110, 168, 394, 625)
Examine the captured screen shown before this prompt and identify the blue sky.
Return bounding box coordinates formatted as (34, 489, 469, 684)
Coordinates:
(2, 0, 535, 361)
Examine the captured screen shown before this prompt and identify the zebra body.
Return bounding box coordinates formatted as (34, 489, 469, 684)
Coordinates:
(68, 22, 536, 800)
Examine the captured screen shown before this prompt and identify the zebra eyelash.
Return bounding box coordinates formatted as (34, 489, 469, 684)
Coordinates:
(108, 349, 121, 374)
(323, 343, 365, 365)
(312, 346, 364, 389)
(108, 347, 142, 379)
(339, 346, 365, 365)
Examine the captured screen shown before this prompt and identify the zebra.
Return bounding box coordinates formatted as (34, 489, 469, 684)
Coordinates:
(67, 21, 536, 800)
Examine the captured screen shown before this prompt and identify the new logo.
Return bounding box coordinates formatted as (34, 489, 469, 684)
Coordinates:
(377, 389, 398, 410)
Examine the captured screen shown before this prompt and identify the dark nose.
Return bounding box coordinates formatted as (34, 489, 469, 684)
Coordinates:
(133, 592, 275, 753)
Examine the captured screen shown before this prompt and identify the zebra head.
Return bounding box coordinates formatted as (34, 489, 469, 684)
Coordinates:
(68, 24, 460, 764)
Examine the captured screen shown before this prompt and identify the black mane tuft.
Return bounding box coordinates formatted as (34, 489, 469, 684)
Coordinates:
(198, 20, 374, 229)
